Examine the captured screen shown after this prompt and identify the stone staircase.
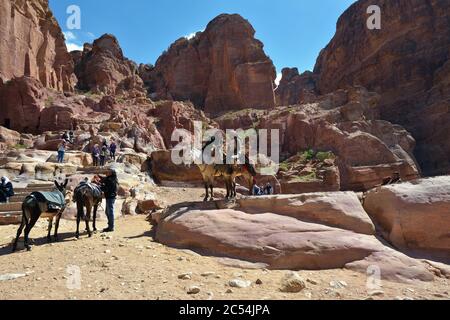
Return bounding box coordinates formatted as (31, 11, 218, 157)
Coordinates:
(0, 183, 54, 225)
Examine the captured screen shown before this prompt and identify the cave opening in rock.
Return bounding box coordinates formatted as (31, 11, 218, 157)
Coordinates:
(3, 118, 11, 129)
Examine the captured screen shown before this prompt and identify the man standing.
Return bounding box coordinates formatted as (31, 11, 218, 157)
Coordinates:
(57, 141, 66, 163)
(109, 140, 117, 161)
(99, 169, 118, 232)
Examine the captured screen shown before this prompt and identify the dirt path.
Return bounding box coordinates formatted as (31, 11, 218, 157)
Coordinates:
(0, 187, 448, 300)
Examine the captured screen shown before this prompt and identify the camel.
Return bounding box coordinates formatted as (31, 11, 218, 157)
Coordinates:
(12, 180, 70, 252)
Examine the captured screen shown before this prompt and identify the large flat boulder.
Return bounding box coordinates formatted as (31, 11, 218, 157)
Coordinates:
(153, 201, 434, 282)
(364, 176, 450, 259)
(236, 192, 375, 235)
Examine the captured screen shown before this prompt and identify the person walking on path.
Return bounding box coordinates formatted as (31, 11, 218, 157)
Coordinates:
(57, 141, 66, 163)
(109, 140, 117, 161)
(100, 144, 108, 166)
(92, 144, 100, 167)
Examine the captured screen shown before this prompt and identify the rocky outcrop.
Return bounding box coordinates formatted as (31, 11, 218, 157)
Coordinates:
(0, 77, 45, 133)
(150, 150, 203, 185)
(364, 176, 450, 260)
(147, 14, 276, 116)
(0, 0, 76, 92)
(220, 87, 420, 191)
(313, 0, 450, 176)
(275, 68, 318, 106)
(236, 192, 375, 235)
(72, 34, 146, 97)
(152, 199, 434, 282)
(148, 101, 218, 149)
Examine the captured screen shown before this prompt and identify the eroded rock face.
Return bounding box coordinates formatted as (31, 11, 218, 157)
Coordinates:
(0, 77, 45, 133)
(275, 68, 318, 106)
(0, 0, 76, 92)
(364, 176, 450, 259)
(152, 200, 434, 282)
(221, 87, 420, 191)
(148, 14, 276, 116)
(313, 0, 450, 176)
(73, 34, 146, 97)
(148, 101, 218, 148)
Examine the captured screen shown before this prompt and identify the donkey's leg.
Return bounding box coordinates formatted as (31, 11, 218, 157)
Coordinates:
(209, 183, 214, 201)
(12, 215, 27, 252)
(54, 213, 62, 241)
(47, 217, 53, 242)
(93, 204, 98, 232)
(203, 183, 209, 202)
(225, 178, 231, 200)
(76, 208, 82, 239)
(85, 203, 92, 238)
(24, 214, 39, 251)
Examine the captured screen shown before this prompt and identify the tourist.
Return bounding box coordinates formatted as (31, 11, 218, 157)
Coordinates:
(99, 169, 118, 232)
(0, 176, 14, 203)
(100, 144, 108, 166)
(109, 140, 117, 161)
(57, 141, 66, 163)
(264, 183, 273, 195)
(92, 144, 100, 167)
(61, 131, 71, 144)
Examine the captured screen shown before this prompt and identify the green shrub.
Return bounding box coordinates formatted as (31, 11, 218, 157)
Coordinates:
(316, 151, 334, 162)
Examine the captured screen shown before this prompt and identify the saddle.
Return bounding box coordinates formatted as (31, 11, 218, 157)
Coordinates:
(74, 182, 103, 199)
(31, 191, 65, 212)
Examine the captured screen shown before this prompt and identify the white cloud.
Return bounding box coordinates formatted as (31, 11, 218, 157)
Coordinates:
(66, 42, 83, 52)
(86, 32, 96, 39)
(184, 30, 203, 40)
(275, 73, 282, 86)
(63, 31, 77, 41)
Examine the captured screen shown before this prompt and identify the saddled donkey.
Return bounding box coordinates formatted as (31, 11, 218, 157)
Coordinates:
(72, 179, 103, 239)
(195, 138, 257, 201)
(12, 180, 70, 252)
(228, 160, 257, 199)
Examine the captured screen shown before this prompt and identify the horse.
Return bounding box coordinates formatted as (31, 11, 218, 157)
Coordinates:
(12, 179, 70, 252)
(72, 178, 103, 239)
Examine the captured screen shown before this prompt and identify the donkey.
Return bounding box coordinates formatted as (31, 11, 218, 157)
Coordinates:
(12, 180, 70, 252)
(195, 137, 257, 201)
(227, 161, 257, 199)
(72, 178, 103, 239)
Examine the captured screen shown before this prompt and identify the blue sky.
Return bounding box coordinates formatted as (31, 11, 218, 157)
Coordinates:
(50, 0, 356, 81)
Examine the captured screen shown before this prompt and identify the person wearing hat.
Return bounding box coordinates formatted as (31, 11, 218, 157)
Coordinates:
(0, 177, 14, 203)
(98, 169, 118, 232)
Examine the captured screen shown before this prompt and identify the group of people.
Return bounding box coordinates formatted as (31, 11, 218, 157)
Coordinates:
(252, 180, 273, 196)
(92, 139, 118, 167)
(0, 176, 14, 203)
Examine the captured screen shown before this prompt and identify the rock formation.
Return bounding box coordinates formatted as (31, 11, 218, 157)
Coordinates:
(0, 77, 46, 133)
(217, 86, 420, 191)
(0, 0, 76, 92)
(364, 176, 450, 260)
(151, 198, 435, 282)
(147, 14, 277, 116)
(72, 34, 146, 97)
(313, 0, 450, 176)
(275, 68, 318, 106)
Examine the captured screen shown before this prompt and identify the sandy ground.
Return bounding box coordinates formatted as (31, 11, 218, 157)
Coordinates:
(0, 187, 449, 300)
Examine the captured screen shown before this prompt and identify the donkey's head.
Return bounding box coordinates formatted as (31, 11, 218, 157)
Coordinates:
(54, 179, 69, 194)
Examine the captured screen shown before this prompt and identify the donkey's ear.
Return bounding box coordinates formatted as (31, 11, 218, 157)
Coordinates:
(64, 179, 69, 188)
(54, 180, 60, 188)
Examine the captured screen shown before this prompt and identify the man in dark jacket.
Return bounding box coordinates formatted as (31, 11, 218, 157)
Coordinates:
(0, 177, 14, 203)
(98, 169, 118, 232)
